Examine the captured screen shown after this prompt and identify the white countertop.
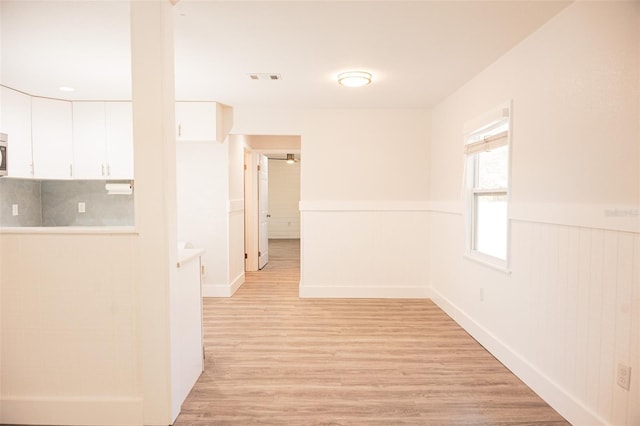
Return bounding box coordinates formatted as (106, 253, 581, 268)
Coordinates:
(0, 226, 138, 235)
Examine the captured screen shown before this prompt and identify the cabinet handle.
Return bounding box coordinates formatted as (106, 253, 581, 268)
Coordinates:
(178, 124, 182, 137)
(30, 164, 34, 176)
(70, 164, 73, 177)
(102, 164, 105, 176)
(107, 164, 111, 177)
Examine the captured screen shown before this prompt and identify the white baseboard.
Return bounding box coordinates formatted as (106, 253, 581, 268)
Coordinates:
(428, 286, 607, 426)
(269, 234, 301, 239)
(202, 283, 230, 297)
(299, 200, 431, 212)
(202, 272, 245, 297)
(299, 284, 429, 299)
(1, 396, 143, 426)
(229, 272, 245, 296)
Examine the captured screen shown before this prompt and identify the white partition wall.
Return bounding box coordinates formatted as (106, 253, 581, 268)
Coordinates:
(0, 233, 141, 425)
(130, 1, 177, 423)
(0, 2, 181, 425)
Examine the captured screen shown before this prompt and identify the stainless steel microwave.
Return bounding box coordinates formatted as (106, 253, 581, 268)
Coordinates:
(0, 133, 7, 176)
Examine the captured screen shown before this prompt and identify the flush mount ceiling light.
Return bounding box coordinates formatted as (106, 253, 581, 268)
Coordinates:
(270, 153, 299, 164)
(286, 153, 295, 164)
(59, 86, 75, 92)
(337, 71, 372, 88)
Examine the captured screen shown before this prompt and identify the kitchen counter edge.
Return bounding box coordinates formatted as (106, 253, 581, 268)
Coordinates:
(177, 248, 205, 268)
(0, 226, 138, 235)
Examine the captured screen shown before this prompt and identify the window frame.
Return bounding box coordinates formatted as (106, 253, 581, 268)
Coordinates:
(463, 101, 512, 273)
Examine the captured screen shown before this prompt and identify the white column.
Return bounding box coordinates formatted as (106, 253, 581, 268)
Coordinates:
(130, 0, 178, 424)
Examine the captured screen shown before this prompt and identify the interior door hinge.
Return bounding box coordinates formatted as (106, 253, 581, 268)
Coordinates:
(244, 253, 248, 259)
(244, 164, 247, 170)
(257, 164, 261, 171)
(258, 251, 262, 257)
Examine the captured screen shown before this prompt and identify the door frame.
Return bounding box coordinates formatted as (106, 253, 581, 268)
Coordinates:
(244, 148, 301, 272)
(258, 153, 269, 269)
(244, 150, 259, 271)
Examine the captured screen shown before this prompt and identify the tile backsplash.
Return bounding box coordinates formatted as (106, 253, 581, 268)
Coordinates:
(0, 178, 134, 227)
(0, 178, 43, 226)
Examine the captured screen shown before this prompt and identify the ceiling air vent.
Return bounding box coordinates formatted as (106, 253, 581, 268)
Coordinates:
(248, 73, 282, 81)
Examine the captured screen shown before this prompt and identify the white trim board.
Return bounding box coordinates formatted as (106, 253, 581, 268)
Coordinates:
(509, 202, 639, 234)
(299, 284, 429, 299)
(428, 201, 640, 233)
(202, 272, 245, 297)
(0, 396, 143, 426)
(299, 200, 430, 212)
(428, 287, 607, 426)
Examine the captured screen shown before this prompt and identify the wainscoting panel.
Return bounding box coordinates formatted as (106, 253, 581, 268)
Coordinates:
(428, 211, 639, 426)
(300, 204, 430, 298)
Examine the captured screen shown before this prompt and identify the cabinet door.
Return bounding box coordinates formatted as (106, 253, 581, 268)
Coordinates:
(32, 97, 73, 179)
(105, 102, 134, 179)
(72, 102, 107, 178)
(0, 87, 33, 177)
(175, 101, 217, 141)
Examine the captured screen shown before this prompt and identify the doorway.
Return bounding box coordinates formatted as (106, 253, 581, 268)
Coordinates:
(242, 135, 301, 273)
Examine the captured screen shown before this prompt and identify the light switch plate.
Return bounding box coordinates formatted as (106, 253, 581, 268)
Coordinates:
(78, 202, 86, 213)
(12, 204, 18, 216)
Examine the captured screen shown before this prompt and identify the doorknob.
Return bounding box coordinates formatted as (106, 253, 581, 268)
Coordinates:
(267, 214, 271, 218)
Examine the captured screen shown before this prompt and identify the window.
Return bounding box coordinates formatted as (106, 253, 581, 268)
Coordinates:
(464, 102, 511, 270)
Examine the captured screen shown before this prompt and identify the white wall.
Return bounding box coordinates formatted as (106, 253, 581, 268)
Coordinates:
(428, 2, 639, 425)
(234, 107, 431, 298)
(227, 135, 245, 294)
(268, 158, 300, 239)
(176, 135, 245, 298)
(176, 141, 229, 294)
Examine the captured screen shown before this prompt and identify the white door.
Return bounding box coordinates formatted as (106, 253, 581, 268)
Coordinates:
(258, 154, 269, 269)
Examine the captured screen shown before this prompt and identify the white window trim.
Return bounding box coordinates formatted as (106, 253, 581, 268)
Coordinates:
(463, 100, 512, 273)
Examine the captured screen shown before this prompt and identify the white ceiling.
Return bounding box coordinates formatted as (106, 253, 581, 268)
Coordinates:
(1, 0, 570, 109)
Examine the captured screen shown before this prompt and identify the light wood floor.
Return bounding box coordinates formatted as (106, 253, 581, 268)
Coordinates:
(175, 239, 569, 425)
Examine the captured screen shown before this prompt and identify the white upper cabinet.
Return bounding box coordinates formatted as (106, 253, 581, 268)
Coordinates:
(176, 101, 217, 141)
(72, 102, 107, 178)
(104, 102, 133, 179)
(0, 87, 34, 177)
(1, 89, 134, 180)
(32, 97, 73, 179)
(72, 101, 133, 179)
(175, 101, 232, 143)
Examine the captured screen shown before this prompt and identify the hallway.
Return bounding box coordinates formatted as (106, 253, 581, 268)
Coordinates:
(174, 239, 567, 425)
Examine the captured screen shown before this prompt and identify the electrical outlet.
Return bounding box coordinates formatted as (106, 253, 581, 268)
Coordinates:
(78, 202, 86, 213)
(12, 204, 18, 216)
(617, 363, 631, 391)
